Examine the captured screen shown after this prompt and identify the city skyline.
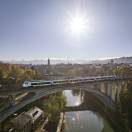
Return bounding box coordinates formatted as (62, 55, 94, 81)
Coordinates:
(0, 0, 132, 60)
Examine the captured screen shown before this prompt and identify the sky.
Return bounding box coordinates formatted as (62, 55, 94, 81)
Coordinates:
(0, 0, 132, 60)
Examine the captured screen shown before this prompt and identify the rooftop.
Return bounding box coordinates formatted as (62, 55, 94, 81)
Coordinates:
(25, 106, 43, 122)
(11, 112, 31, 129)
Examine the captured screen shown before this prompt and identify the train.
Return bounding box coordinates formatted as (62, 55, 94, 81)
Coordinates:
(22, 75, 117, 88)
(22, 80, 53, 87)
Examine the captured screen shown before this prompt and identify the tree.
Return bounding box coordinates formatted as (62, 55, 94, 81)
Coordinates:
(113, 65, 132, 77)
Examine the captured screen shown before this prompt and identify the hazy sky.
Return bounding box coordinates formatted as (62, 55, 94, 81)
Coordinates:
(0, 0, 132, 60)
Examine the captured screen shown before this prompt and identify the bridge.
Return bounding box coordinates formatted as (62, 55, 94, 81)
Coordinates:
(0, 75, 131, 123)
(0, 75, 131, 96)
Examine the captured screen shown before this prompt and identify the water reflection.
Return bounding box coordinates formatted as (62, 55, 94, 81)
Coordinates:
(63, 90, 83, 107)
(63, 90, 114, 132)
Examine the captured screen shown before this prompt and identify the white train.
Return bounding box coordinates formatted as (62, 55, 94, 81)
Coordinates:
(22, 80, 53, 87)
(22, 75, 116, 88)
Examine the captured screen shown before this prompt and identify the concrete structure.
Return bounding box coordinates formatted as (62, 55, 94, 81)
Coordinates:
(26, 106, 43, 125)
(0, 76, 131, 96)
(10, 107, 43, 132)
(43, 58, 51, 75)
(0, 76, 131, 123)
(48, 58, 50, 66)
(11, 112, 32, 132)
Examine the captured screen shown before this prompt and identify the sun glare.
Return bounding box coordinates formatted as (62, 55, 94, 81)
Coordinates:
(67, 13, 94, 38)
(69, 15, 86, 35)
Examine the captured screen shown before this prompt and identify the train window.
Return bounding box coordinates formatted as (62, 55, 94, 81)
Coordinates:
(32, 83, 37, 85)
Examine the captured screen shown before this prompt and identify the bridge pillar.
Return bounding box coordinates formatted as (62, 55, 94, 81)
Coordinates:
(93, 83, 100, 91)
(99, 82, 108, 94)
(104, 83, 108, 96)
(99, 81, 118, 102)
(107, 83, 110, 97)
(8, 95, 15, 106)
(107, 81, 114, 100)
(111, 83, 116, 102)
(115, 81, 123, 103)
(109, 81, 115, 101)
(115, 85, 118, 104)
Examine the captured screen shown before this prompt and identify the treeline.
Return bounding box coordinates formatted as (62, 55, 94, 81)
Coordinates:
(113, 65, 132, 77)
(0, 63, 41, 84)
(37, 92, 66, 121)
(35, 63, 132, 77)
(35, 63, 115, 76)
(114, 65, 132, 131)
(119, 82, 132, 131)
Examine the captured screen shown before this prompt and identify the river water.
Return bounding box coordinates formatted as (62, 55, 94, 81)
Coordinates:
(63, 90, 114, 132)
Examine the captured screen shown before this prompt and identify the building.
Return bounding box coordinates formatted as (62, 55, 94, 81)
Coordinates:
(11, 112, 32, 132)
(44, 58, 51, 75)
(10, 106, 44, 132)
(48, 58, 50, 66)
(110, 59, 114, 65)
(25, 106, 44, 126)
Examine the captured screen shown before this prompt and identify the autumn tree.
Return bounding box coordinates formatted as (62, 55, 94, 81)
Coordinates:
(113, 65, 132, 77)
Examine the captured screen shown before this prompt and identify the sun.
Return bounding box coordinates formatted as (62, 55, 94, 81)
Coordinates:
(69, 15, 86, 35)
(67, 13, 93, 38)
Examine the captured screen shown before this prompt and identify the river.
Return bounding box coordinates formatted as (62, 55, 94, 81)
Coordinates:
(63, 90, 114, 132)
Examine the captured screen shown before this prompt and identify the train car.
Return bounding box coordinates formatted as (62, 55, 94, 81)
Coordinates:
(31, 81, 52, 87)
(69, 77, 84, 84)
(22, 81, 32, 87)
(53, 79, 69, 84)
(22, 80, 53, 88)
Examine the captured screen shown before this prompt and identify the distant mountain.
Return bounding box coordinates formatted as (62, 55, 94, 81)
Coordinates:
(114, 57, 132, 64)
(1, 56, 132, 65)
(90, 56, 132, 64)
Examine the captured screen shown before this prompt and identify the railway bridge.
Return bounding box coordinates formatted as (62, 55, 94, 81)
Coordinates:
(0, 76, 131, 123)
